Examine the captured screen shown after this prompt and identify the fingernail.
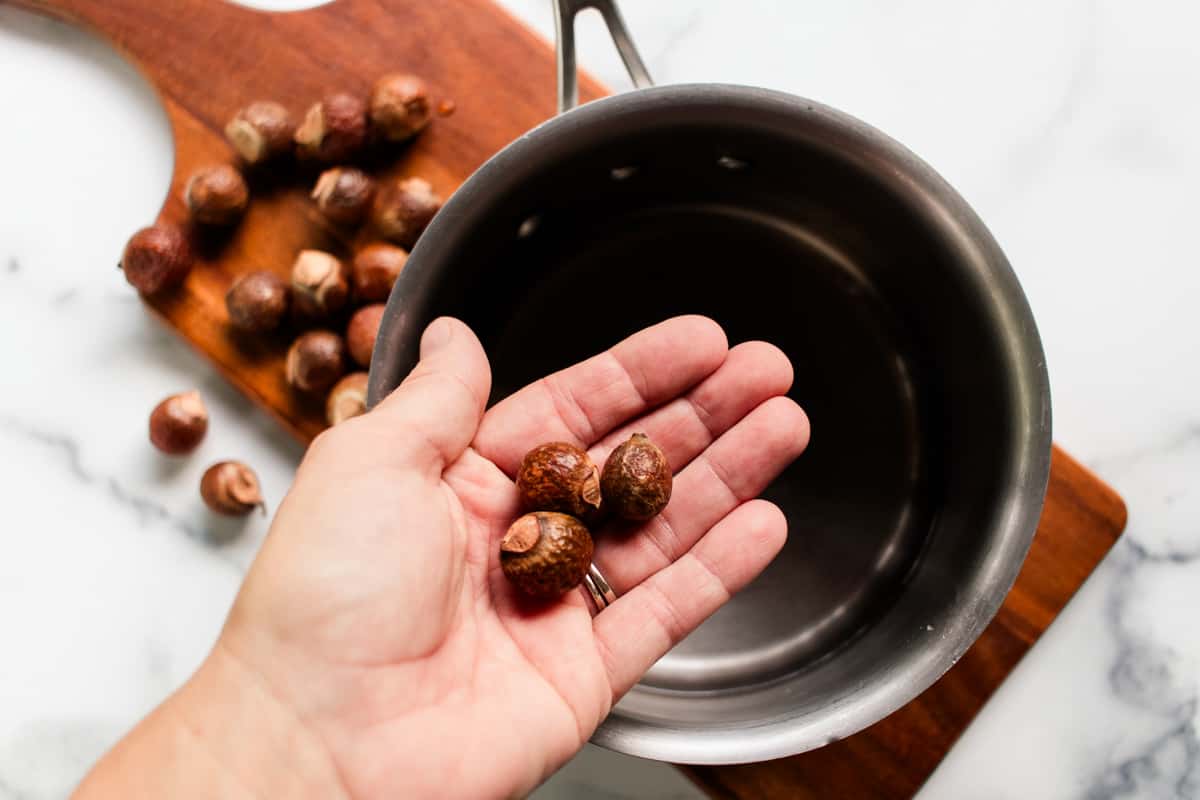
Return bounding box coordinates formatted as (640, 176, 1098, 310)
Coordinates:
(421, 317, 454, 355)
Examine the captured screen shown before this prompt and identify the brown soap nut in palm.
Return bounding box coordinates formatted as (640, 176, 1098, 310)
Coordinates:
(291, 250, 350, 320)
(225, 101, 295, 165)
(285, 330, 347, 394)
(294, 92, 368, 163)
(121, 224, 192, 295)
(149, 390, 208, 455)
(312, 167, 375, 227)
(200, 461, 265, 516)
(500, 512, 594, 600)
(370, 177, 442, 249)
(516, 442, 602, 519)
(326, 372, 369, 426)
(351, 242, 407, 303)
(600, 433, 672, 520)
(225, 270, 290, 333)
(369, 73, 432, 142)
(346, 303, 385, 367)
(184, 164, 249, 225)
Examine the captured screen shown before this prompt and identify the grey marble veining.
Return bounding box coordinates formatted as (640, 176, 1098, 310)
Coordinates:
(1, 1, 1198, 798)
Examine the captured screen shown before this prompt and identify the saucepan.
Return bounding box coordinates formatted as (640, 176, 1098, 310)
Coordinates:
(368, 0, 1052, 764)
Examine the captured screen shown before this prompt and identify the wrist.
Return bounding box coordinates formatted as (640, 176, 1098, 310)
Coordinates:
(74, 638, 347, 800)
(170, 638, 349, 799)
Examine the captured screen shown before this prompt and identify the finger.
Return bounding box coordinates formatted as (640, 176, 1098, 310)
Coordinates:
(366, 317, 491, 473)
(474, 316, 728, 476)
(593, 395, 809, 593)
(593, 499, 788, 697)
(586, 341, 793, 474)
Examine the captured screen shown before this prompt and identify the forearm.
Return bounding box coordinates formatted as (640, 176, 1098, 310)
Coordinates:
(74, 640, 347, 799)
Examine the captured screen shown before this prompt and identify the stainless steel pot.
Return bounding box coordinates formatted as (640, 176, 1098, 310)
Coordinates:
(368, 0, 1052, 765)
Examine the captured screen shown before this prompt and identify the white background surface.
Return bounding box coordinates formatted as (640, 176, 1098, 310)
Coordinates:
(1, 0, 1197, 797)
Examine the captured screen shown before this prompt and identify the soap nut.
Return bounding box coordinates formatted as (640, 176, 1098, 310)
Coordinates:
(600, 433, 672, 520)
(346, 303, 385, 368)
(516, 442, 602, 519)
(149, 390, 208, 455)
(312, 167, 375, 227)
(350, 242, 407, 303)
(184, 164, 249, 226)
(326, 372, 370, 426)
(225, 270, 290, 333)
(121, 224, 192, 295)
(294, 92, 368, 163)
(291, 249, 350, 320)
(286, 330, 347, 394)
(225, 101, 295, 165)
(500, 512, 594, 600)
(370, 176, 442, 249)
(369, 73, 432, 142)
(200, 461, 265, 516)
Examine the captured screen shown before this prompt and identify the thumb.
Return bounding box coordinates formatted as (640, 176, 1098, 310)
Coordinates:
(370, 317, 491, 472)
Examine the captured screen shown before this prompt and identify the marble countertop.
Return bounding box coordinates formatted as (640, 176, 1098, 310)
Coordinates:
(1, 0, 1197, 797)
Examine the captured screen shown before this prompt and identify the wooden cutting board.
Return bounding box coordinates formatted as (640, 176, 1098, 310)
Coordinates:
(12, 0, 606, 441)
(14, 1, 1127, 797)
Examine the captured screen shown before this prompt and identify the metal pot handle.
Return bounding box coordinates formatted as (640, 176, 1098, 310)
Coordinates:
(553, 0, 654, 113)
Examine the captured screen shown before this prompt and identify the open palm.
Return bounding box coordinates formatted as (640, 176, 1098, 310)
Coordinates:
(222, 316, 808, 799)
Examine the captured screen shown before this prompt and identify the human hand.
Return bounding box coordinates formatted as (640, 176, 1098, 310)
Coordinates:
(77, 315, 808, 800)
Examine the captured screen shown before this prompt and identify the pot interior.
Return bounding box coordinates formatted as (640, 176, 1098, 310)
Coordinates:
(373, 88, 1049, 761)
(470, 200, 934, 690)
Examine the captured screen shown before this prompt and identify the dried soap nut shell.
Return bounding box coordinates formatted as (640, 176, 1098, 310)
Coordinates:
(291, 250, 350, 320)
(369, 73, 432, 142)
(200, 461, 265, 516)
(184, 164, 249, 226)
(346, 304, 386, 368)
(369, 177, 442, 249)
(149, 390, 208, 455)
(600, 433, 672, 520)
(500, 512, 594, 600)
(285, 330, 348, 394)
(326, 372, 370, 426)
(516, 442, 602, 519)
(312, 167, 375, 227)
(121, 224, 192, 295)
(350, 242, 407, 303)
(225, 101, 295, 164)
(225, 270, 290, 333)
(294, 92, 368, 163)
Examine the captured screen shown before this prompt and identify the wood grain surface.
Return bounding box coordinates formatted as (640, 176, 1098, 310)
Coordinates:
(684, 446, 1127, 799)
(12, 0, 604, 441)
(12, 2, 1127, 797)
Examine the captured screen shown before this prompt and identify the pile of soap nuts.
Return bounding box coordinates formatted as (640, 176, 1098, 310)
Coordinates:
(121, 74, 445, 514)
(501, 435, 672, 600)
(120, 73, 443, 433)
